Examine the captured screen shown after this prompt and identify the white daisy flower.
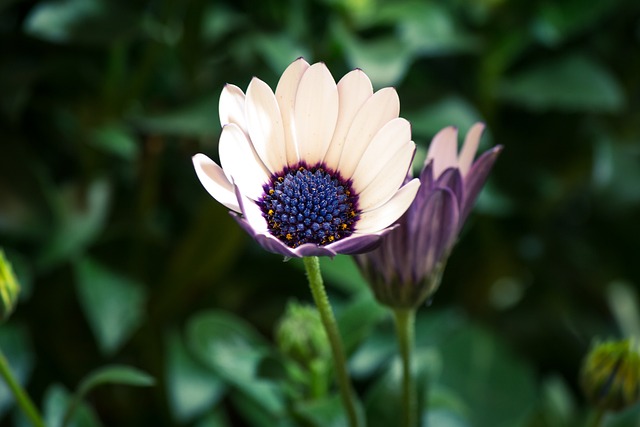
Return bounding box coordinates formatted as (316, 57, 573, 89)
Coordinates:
(193, 58, 420, 258)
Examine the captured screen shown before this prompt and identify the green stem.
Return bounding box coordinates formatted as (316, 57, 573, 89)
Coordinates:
(303, 256, 360, 427)
(394, 309, 417, 427)
(0, 349, 44, 427)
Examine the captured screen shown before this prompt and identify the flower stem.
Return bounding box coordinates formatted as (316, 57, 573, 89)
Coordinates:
(393, 308, 416, 427)
(303, 256, 360, 427)
(0, 349, 44, 427)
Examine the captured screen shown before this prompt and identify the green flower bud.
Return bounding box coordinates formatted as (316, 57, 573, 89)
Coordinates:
(275, 301, 329, 368)
(580, 338, 640, 412)
(0, 249, 21, 322)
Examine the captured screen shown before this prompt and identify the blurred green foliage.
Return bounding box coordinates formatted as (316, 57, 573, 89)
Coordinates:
(1, 0, 640, 425)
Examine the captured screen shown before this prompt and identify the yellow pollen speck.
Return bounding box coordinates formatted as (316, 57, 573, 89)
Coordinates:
(278, 177, 284, 182)
(340, 223, 347, 230)
(299, 167, 304, 171)
(345, 190, 351, 196)
(286, 233, 293, 240)
(349, 210, 356, 218)
(269, 189, 274, 195)
(268, 209, 274, 216)
(328, 235, 335, 242)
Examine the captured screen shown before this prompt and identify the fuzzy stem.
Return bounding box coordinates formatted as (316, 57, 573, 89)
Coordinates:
(303, 256, 360, 427)
(394, 308, 417, 427)
(0, 349, 44, 427)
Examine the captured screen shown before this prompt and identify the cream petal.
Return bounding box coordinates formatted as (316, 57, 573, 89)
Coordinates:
(236, 190, 269, 233)
(426, 126, 459, 178)
(355, 178, 420, 234)
(351, 118, 412, 191)
(323, 69, 374, 170)
(245, 77, 287, 174)
(275, 58, 310, 165)
(356, 142, 415, 211)
(192, 153, 240, 212)
(218, 124, 271, 201)
(337, 87, 400, 179)
(293, 63, 339, 166)
(219, 84, 247, 134)
(458, 122, 485, 177)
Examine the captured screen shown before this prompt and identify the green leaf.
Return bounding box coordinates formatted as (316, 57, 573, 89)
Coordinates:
(294, 394, 347, 427)
(0, 324, 33, 418)
(74, 257, 147, 355)
(186, 310, 285, 420)
(38, 180, 111, 271)
(165, 330, 226, 423)
(61, 365, 153, 426)
(318, 255, 368, 294)
(364, 348, 441, 427)
(76, 365, 154, 396)
(132, 96, 219, 138)
(89, 124, 139, 160)
(379, 2, 478, 56)
(254, 33, 310, 75)
(193, 410, 231, 427)
(337, 293, 388, 354)
(43, 384, 102, 427)
(332, 22, 413, 87)
(23, 0, 138, 45)
(498, 55, 625, 112)
(407, 96, 485, 143)
(531, 0, 620, 46)
(436, 326, 537, 427)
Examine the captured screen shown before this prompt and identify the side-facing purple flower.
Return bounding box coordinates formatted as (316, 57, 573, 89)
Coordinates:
(356, 123, 502, 308)
(192, 58, 420, 258)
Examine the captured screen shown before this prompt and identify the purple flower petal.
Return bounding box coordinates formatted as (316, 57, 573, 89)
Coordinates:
(412, 188, 459, 284)
(461, 145, 503, 222)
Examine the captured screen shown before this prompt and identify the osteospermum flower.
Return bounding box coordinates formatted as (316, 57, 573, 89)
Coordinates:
(356, 124, 502, 308)
(193, 58, 420, 258)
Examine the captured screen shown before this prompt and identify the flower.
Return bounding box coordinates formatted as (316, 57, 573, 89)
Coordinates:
(356, 124, 502, 308)
(193, 58, 420, 258)
(581, 338, 640, 412)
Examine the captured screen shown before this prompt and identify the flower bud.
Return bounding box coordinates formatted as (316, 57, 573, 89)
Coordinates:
(580, 338, 640, 412)
(275, 301, 329, 368)
(0, 249, 21, 322)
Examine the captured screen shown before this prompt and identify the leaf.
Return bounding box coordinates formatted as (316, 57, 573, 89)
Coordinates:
(193, 410, 231, 427)
(23, 0, 138, 45)
(407, 96, 485, 143)
(132, 96, 219, 138)
(38, 180, 111, 271)
(293, 395, 348, 427)
(436, 325, 537, 427)
(337, 293, 388, 354)
(332, 22, 413, 87)
(254, 33, 310, 75)
(318, 255, 369, 294)
(73, 257, 147, 355)
(0, 324, 33, 418)
(89, 124, 139, 160)
(43, 384, 102, 427)
(186, 310, 285, 420)
(61, 365, 153, 426)
(364, 348, 441, 427)
(165, 330, 226, 423)
(76, 365, 154, 396)
(498, 55, 625, 112)
(379, 1, 478, 56)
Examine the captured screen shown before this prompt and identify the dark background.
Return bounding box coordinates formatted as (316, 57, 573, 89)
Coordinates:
(1, 0, 639, 425)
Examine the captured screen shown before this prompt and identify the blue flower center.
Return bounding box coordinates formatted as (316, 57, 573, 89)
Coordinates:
(259, 164, 359, 248)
